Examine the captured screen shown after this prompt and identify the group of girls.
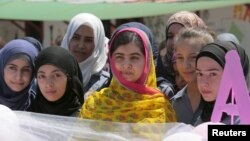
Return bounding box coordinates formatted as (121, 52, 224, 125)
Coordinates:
(0, 11, 249, 126)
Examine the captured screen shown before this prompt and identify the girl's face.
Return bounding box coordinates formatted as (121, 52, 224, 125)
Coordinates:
(112, 42, 145, 82)
(4, 58, 32, 92)
(175, 40, 201, 83)
(37, 64, 67, 102)
(196, 57, 223, 102)
(69, 25, 95, 62)
(166, 23, 184, 54)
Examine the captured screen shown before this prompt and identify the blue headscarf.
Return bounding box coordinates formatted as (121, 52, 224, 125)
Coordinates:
(0, 39, 38, 110)
(22, 36, 43, 52)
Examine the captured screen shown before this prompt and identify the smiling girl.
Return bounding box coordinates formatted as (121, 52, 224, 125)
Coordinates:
(0, 39, 38, 110)
(61, 13, 109, 96)
(171, 27, 214, 125)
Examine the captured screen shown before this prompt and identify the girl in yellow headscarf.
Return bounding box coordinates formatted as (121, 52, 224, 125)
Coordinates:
(79, 27, 176, 123)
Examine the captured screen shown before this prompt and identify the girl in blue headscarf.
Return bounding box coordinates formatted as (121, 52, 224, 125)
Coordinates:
(0, 39, 38, 110)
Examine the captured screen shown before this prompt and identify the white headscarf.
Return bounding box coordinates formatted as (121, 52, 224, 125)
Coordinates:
(61, 13, 108, 86)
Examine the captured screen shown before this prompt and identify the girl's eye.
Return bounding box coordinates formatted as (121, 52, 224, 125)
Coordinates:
(8, 66, 17, 71)
(209, 73, 217, 77)
(72, 35, 80, 40)
(196, 72, 202, 77)
(54, 73, 62, 78)
(176, 56, 183, 61)
(37, 75, 45, 79)
(22, 68, 32, 73)
(84, 38, 94, 43)
(114, 55, 123, 60)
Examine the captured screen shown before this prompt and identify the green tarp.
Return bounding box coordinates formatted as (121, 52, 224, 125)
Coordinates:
(0, 0, 250, 21)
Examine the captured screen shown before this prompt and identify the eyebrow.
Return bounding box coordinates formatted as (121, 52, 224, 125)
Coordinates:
(7, 63, 31, 68)
(196, 68, 220, 71)
(114, 52, 142, 56)
(85, 36, 94, 39)
(73, 33, 94, 39)
(37, 69, 62, 74)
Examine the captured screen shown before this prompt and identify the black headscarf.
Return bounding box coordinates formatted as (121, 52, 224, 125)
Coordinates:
(196, 41, 249, 78)
(196, 41, 249, 122)
(28, 47, 83, 116)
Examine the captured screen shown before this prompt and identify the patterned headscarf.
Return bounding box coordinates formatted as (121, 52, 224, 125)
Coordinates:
(28, 47, 83, 116)
(80, 28, 176, 123)
(0, 39, 38, 110)
(61, 13, 108, 86)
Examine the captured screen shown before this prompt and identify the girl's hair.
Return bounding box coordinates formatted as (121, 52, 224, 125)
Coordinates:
(158, 40, 166, 51)
(7, 53, 31, 62)
(110, 31, 145, 55)
(6, 53, 32, 69)
(174, 27, 214, 48)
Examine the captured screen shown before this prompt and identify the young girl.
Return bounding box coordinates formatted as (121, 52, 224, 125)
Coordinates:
(79, 27, 176, 123)
(195, 41, 249, 125)
(164, 11, 209, 92)
(0, 39, 38, 110)
(61, 13, 109, 95)
(27, 47, 83, 116)
(171, 27, 214, 125)
(105, 22, 175, 100)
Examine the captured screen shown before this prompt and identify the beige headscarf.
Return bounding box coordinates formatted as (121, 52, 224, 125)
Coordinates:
(166, 11, 207, 31)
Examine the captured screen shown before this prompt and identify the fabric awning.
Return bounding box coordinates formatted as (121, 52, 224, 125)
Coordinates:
(0, 0, 250, 21)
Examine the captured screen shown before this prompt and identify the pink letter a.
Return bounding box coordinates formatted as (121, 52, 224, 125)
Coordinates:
(211, 50, 250, 124)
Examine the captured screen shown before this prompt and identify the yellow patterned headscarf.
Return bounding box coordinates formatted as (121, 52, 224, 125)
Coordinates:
(80, 28, 176, 123)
